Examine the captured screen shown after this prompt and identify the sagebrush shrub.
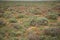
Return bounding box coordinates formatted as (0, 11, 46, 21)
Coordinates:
(17, 14, 27, 18)
(9, 23, 23, 30)
(30, 17, 48, 26)
(0, 18, 6, 27)
(46, 12, 58, 20)
(29, 8, 41, 15)
(3, 13, 13, 18)
(36, 17, 48, 26)
(9, 18, 17, 23)
(43, 27, 60, 37)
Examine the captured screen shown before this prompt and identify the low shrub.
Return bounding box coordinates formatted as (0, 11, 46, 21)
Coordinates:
(0, 18, 6, 27)
(36, 17, 48, 26)
(30, 17, 48, 26)
(29, 8, 41, 15)
(3, 13, 14, 18)
(17, 14, 27, 18)
(9, 18, 17, 23)
(46, 12, 58, 20)
(9, 23, 23, 30)
(39, 36, 58, 40)
(43, 27, 60, 37)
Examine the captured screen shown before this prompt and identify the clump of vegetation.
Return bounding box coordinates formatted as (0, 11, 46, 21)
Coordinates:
(0, 26, 10, 40)
(30, 19, 36, 26)
(9, 18, 17, 23)
(25, 27, 41, 40)
(30, 17, 48, 26)
(3, 12, 14, 18)
(36, 17, 48, 26)
(29, 8, 41, 15)
(0, 13, 4, 17)
(0, 18, 6, 27)
(57, 22, 60, 26)
(9, 23, 24, 31)
(17, 14, 27, 18)
(46, 12, 58, 20)
(0, 31, 5, 40)
(0, 9, 4, 13)
(39, 27, 60, 40)
(43, 27, 60, 37)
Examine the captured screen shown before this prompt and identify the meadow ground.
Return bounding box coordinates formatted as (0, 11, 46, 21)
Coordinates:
(0, 1, 60, 40)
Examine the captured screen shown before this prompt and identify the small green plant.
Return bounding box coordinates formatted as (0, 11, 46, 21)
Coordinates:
(30, 19, 37, 26)
(10, 23, 23, 30)
(17, 14, 27, 18)
(29, 8, 41, 15)
(30, 17, 48, 26)
(43, 27, 60, 37)
(36, 17, 48, 26)
(29, 16, 37, 26)
(3, 13, 14, 18)
(9, 18, 17, 23)
(0, 18, 6, 27)
(46, 12, 58, 20)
